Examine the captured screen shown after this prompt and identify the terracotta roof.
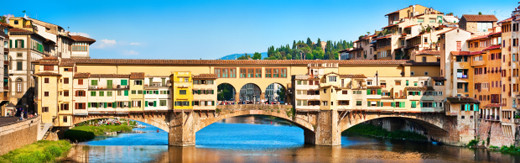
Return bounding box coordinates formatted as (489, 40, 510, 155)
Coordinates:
(9, 28, 33, 35)
(446, 97, 479, 104)
(461, 15, 498, 22)
(338, 74, 366, 78)
(59, 61, 75, 67)
(451, 51, 482, 56)
(74, 73, 90, 78)
(483, 45, 501, 51)
(382, 23, 400, 29)
(38, 57, 59, 65)
(436, 28, 465, 36)
(405, 86, 427, 91)
(498, 17, 512, 24)
(130, 72, 145, 79)
(431, 77, 446, 81)
(90, 74, 130, 78)
(193, 74, 217, 79)
(34, 72, 61, 76)
(367, 86, 382, 89)
(374, 35, 392, 40)
(404, 24, 417, 28)
(414, 50, 441, 56)
(70, 35, 96, 43)
(484, 103, 504, 108)
(0, 22, 12, 28)
(54, 58, 411, 66)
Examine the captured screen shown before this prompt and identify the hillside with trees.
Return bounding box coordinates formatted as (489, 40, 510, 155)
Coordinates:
(265, 37, 353, 60)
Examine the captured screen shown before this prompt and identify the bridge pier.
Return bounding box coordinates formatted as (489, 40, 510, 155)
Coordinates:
(169, 111, 196, 146)
(308, 110, 341, 146)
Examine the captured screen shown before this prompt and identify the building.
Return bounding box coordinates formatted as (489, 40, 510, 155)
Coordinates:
(0, 22, 12, 116)
(459, 15, 498, 34)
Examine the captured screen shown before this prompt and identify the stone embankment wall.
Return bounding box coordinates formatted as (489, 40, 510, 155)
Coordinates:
(0, 116, 40, 155)
(477, 120, 515, 147)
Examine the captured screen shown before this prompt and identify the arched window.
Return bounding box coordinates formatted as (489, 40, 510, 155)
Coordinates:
(15, 78, 23, 93)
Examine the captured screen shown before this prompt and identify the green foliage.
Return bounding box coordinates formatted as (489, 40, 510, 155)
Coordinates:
(498, 145, 520, 155)
(252, 52, 262, 60)
(0, 140, 71, 163)
(266, 38, 352, 60)
(343, 123, 427, 141)
(217, 84, 234, 101)
(237, 53, 251, 60)
(277, 86, 286, 102)
(467, 139, 479, 148)
(64, 123, 133, 142)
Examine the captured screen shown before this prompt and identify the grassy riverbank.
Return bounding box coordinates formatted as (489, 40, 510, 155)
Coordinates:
(64, 124, 134, 142)
(0, 140, 71, 163)
(343, 123, 428, 141)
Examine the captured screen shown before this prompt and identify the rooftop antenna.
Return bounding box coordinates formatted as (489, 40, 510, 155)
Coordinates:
(22, 10, 27, 19)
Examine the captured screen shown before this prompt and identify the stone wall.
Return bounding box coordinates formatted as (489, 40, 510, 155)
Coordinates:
(0, 116, 40, 155)
(477, 120, 515, 147)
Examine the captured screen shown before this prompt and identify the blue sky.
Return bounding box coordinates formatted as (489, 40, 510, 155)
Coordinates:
(2, 0, 517, 59)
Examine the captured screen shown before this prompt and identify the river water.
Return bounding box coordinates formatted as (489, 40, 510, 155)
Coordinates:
(78, 118, 519, 163)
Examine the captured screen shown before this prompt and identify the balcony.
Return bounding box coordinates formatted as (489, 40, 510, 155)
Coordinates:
(89, 85, 129, 90)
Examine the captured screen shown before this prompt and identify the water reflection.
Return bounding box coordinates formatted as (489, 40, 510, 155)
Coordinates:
(76, 120, 518, 163)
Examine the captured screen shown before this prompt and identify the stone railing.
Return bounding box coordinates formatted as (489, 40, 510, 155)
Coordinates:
(0, 116, 40, 155)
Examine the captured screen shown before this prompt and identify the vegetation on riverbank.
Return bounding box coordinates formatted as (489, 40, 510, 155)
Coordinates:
(64, 119, 136, 142)
(342, 123, 428, 141)
(0, 140, 71, 163)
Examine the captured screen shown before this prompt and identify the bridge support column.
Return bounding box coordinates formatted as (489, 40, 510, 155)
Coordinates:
(169, 111, 195, 146)
(313, 110, 341, 146)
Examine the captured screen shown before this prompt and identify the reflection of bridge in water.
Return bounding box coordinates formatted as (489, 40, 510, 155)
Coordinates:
(73, 104, 458, 146)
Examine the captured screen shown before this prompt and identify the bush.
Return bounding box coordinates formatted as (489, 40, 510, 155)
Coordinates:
(467, 139, 479, 148)
(0, 140, 71, 163)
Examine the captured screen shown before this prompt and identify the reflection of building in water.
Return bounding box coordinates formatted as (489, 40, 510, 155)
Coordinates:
(265, 84, 281, 102)
(239, 84, 260, 103)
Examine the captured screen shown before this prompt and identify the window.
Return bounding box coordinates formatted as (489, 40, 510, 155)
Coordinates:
(78, 79, 83, 85)
(64, 90, 69, 97)
(91, 91, 96, 96)
(91, 80, 98, 86)
(42, 107, 49, 112)
(16, 53, 22, 57)
(215, 68, 236, 78)
(60, 103, 69, 111)
(395, 80, 401, 86)
(64, 78, 69, 84)
(75, 103, 86, 109)
(44, 91, 49, 97)
(16, 61, 22, 71)
(75, 90, 85, 97)
(322, 101, 328, 106)
(99, 91, 104, 96)
(132, 100, 142, 107)
(356, 101, 362, 106)
(265, 68, 287, 78)
(107, 91, 112, 96)
(342, 90, 348, 95)
(134, 80, 142, 85)
(328, 76, 337, 82)
(179, 90, 187, 95)
(14, 20, 18, 25)
(44, 78, 49, 83)
(160, 100, 167, 106)
(44, 65, 54, 71)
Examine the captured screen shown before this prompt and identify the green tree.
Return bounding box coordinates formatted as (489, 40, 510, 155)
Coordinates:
(237, 53, 251, 60)
(306, 37, 313, 47)
(277, 86, 286, 102)
(252, 52, 262, 60)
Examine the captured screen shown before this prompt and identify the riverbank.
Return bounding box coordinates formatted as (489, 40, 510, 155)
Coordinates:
(64, 124, 134, 142)
(0, 140, 71, 163)
(342, 123, 427, 141)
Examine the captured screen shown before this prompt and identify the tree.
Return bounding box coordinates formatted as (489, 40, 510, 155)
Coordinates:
(237, 53, 251, 60)
(478, 12, 482, 15)
(306, 37, 313, 47)
(276, 86, 286, 102)
(252, 52, 262, 60)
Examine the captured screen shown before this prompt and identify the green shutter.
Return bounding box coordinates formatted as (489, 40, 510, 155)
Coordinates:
(411, 101, 416, 108)
(400, 102, 405, 108)
(9, 40, 12, 48)
(367, 101, 370, 106)
(367, 89, 371, 95)
(391, 102, 395, 107)
(14, 40, 17, 48)
(474, 104, 479, 111)
(107, 80, 113, 89)
(20, 40, 24, 48)
(88, 103, 91, 108)
(418, 91, 421, 95)
(128, 102, 132, 108)
(104, 102, 107, 108)
(377, 89, 381, 95)
(420, 102, 423, 107)
(153, 101, 157, 107)
(121, 80, 128, 86)
(113, 102, 116, 108)
(124, 90, 129, 96)
(145, 101, 148, 107)
(432, 102, 436, 107)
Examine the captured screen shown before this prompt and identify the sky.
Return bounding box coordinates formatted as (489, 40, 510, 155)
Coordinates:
(1, 0, 518, 59)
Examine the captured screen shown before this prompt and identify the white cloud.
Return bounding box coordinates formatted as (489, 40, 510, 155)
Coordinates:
(69, 32, 90, 37)
(129, 42, 141, 46)
(93, 39, 117, 49)
(122, 50, 139, 55)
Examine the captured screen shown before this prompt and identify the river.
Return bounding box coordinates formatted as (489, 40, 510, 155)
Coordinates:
(74, 117, 519, 163)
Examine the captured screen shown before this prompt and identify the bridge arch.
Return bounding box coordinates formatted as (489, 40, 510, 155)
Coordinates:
(72, 113, 170, 132)
(338, 112, 450, 140)
(217, 83, 236, 102)
(239, 83, 262, 104)
(195, 106, 314, 133)
(264, 82, 287, 104)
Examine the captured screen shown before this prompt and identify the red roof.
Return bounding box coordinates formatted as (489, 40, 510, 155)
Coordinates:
(70, 35, 96, 43)
(382, 23, 400, 29)
(9, 28, 33, 35)
(0, 22, 12, 28)
(451, 51, 483, 56)
(499, 17, 513, 24)
(374, 35, 391, 40)
(461, 15, 498, 22)
(467, 35, 488, 41)
(483, 45, 501, 51)
(404, 24, 417, 29)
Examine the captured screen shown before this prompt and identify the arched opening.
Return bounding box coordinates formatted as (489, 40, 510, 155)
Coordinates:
(196, 114, 313, 149)
(341, 117, 448, 143)
(217, 83, 236, 105)
(15, 78, 23, 94)
(239, 83, 261, 104)
(264, 83, 286, 104)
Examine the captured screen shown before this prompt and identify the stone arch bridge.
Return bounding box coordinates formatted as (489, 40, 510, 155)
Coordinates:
(72, 105, 459, 146)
